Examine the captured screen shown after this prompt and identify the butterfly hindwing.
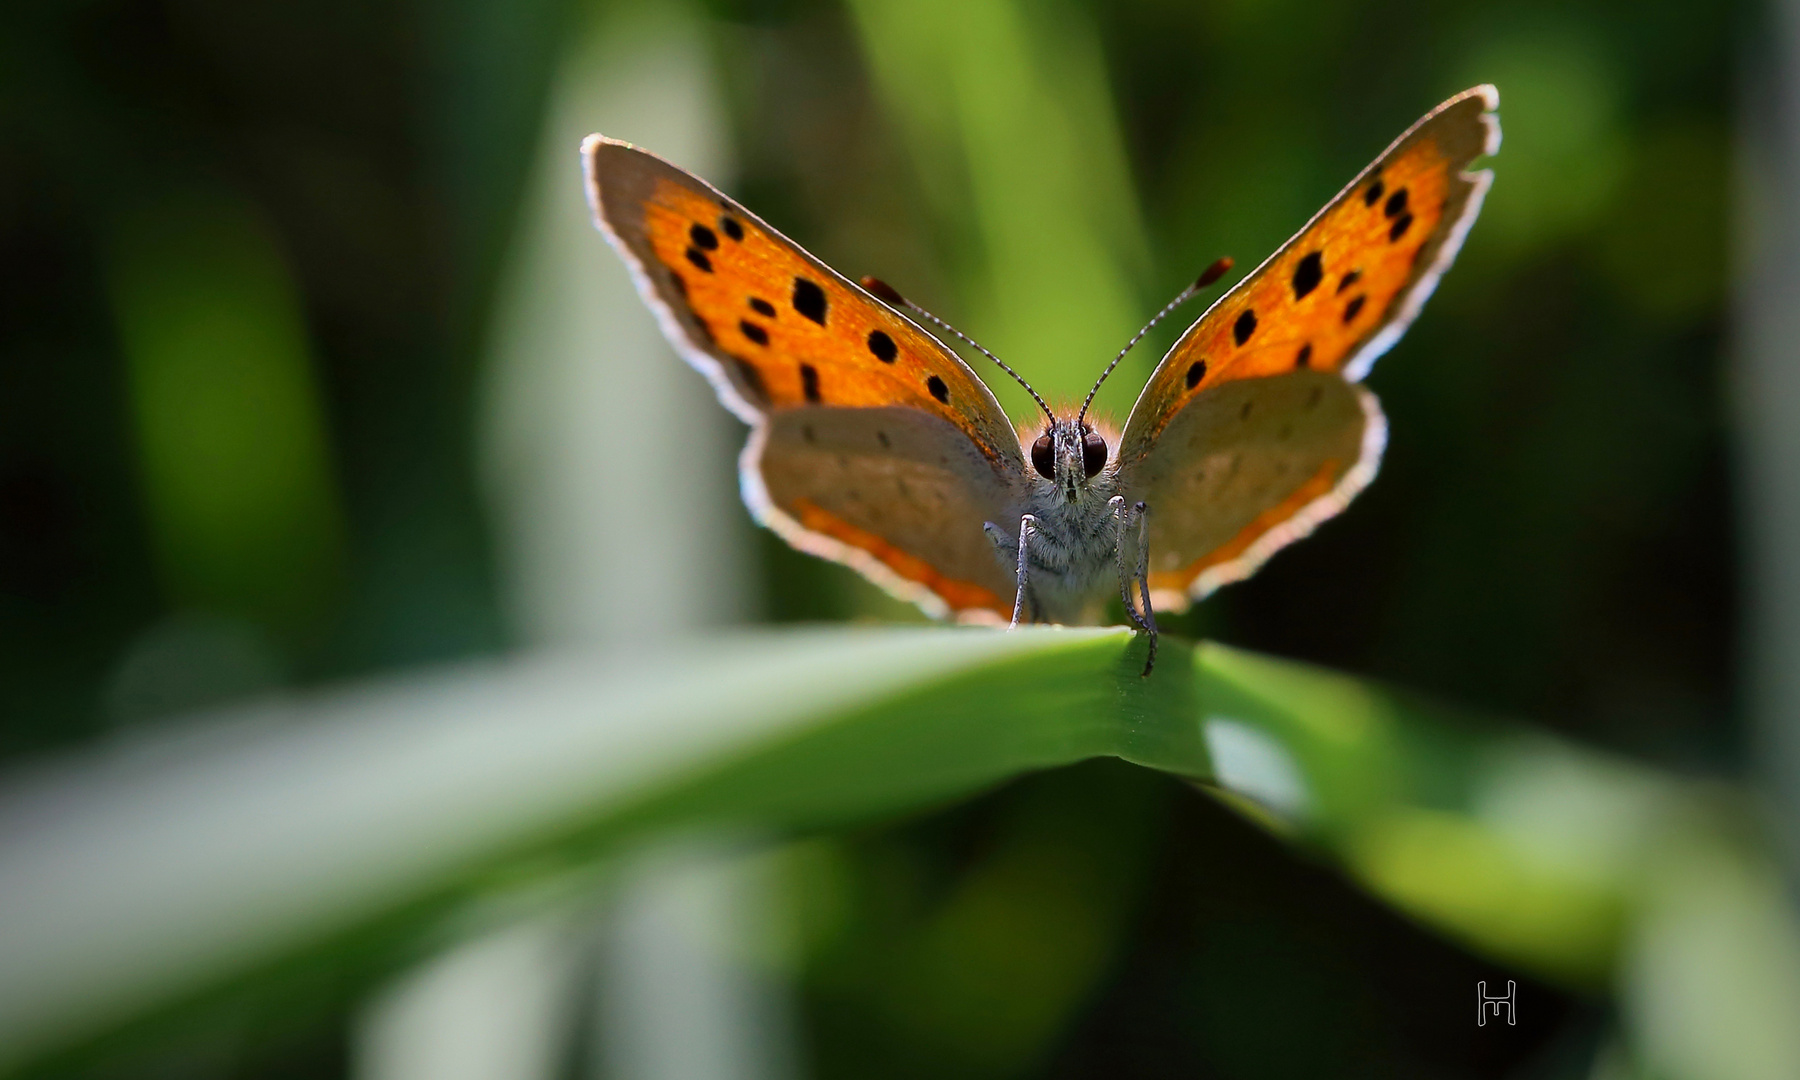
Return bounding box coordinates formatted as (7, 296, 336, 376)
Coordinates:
(1129, 372, 1385, 608)
(584, 136, 1023, 620)
(1117, 86, 1498, 606)
(757, 407, 1019, 617)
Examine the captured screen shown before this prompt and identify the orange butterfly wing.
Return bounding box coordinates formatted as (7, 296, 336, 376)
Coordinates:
(584, 137, 1025, 621)
(1118, 86, 1499, 604)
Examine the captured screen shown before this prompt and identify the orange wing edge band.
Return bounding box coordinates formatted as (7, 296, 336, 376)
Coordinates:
(1148, 386, 1388, 613)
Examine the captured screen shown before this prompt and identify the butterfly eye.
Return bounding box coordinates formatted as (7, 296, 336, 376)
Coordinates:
(1082, 432, 1108, 478)
(1031, 435, 1055, 479)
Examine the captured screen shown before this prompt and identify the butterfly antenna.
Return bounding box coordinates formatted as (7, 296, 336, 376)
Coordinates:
(861, 276, 1054, 424)
(1078, 257, 1234, 425)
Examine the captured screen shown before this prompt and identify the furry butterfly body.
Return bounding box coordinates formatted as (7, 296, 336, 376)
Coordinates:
(585, 87, 1499, 671)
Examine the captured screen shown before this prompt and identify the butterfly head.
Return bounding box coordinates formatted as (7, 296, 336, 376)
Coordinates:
(1029, 416, 1111, 502)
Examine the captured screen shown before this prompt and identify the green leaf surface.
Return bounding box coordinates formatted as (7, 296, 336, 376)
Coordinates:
(1, 627, 1794, 1078)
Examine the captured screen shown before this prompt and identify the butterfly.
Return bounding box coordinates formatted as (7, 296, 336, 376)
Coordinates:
(584, 86, 1499, 674)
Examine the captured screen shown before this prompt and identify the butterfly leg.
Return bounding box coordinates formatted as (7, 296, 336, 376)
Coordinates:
(1007, 514, 1039, 629)
(1110, 498, 1149, 631)
(1130, 502, 1158, 676)
(1110, 497, 1158, 676)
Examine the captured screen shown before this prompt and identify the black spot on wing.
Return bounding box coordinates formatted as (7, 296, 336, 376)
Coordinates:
(926, 374, 949, 403)
(689, 223, 718, 250)
(1186, 360, 1208, 389)
(1344, 295, 1366, 323)
(1337, 268, 1362, 294)
(867, 329, 897, 363)
(1296, 343, 1312, 368)
(685, 247, 712, 272)
(1389, 213, 1414, 242)
(800, 363, 821, 403)
(792, 277, 828, 324)
(719, 215, 744, 241)
(1234, 309, 1257, 346)
(1292, 252, 1323, 300)
(749, 297, 775, 317)
(1364, 178, 1385, 206)
(739, 320, 768, 346)
(1385, 188, 1409, 219)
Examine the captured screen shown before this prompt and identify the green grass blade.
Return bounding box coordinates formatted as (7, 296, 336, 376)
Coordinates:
(0, 627, 1183, 1071)
(2, 627, 1795, 1078)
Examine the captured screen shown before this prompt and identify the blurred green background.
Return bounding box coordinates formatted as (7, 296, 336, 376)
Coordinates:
(0, 0, 1758, 1075)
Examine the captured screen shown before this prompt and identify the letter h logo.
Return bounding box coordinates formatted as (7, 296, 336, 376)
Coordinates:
(1477, 980, 1516, 1026)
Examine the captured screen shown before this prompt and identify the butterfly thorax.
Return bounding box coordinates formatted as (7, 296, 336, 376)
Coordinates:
(994, 414, 1125, 623)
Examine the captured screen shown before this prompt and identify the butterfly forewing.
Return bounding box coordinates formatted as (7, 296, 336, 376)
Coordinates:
(585, 138, 1021, 459)
(1117, 86, 1498, 606)
(585, 136, 1023, 621)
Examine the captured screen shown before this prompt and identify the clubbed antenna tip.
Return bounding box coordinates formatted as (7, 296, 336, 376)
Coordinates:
(860, 275, 906, 306)
(1195, 256, 1234, 290)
